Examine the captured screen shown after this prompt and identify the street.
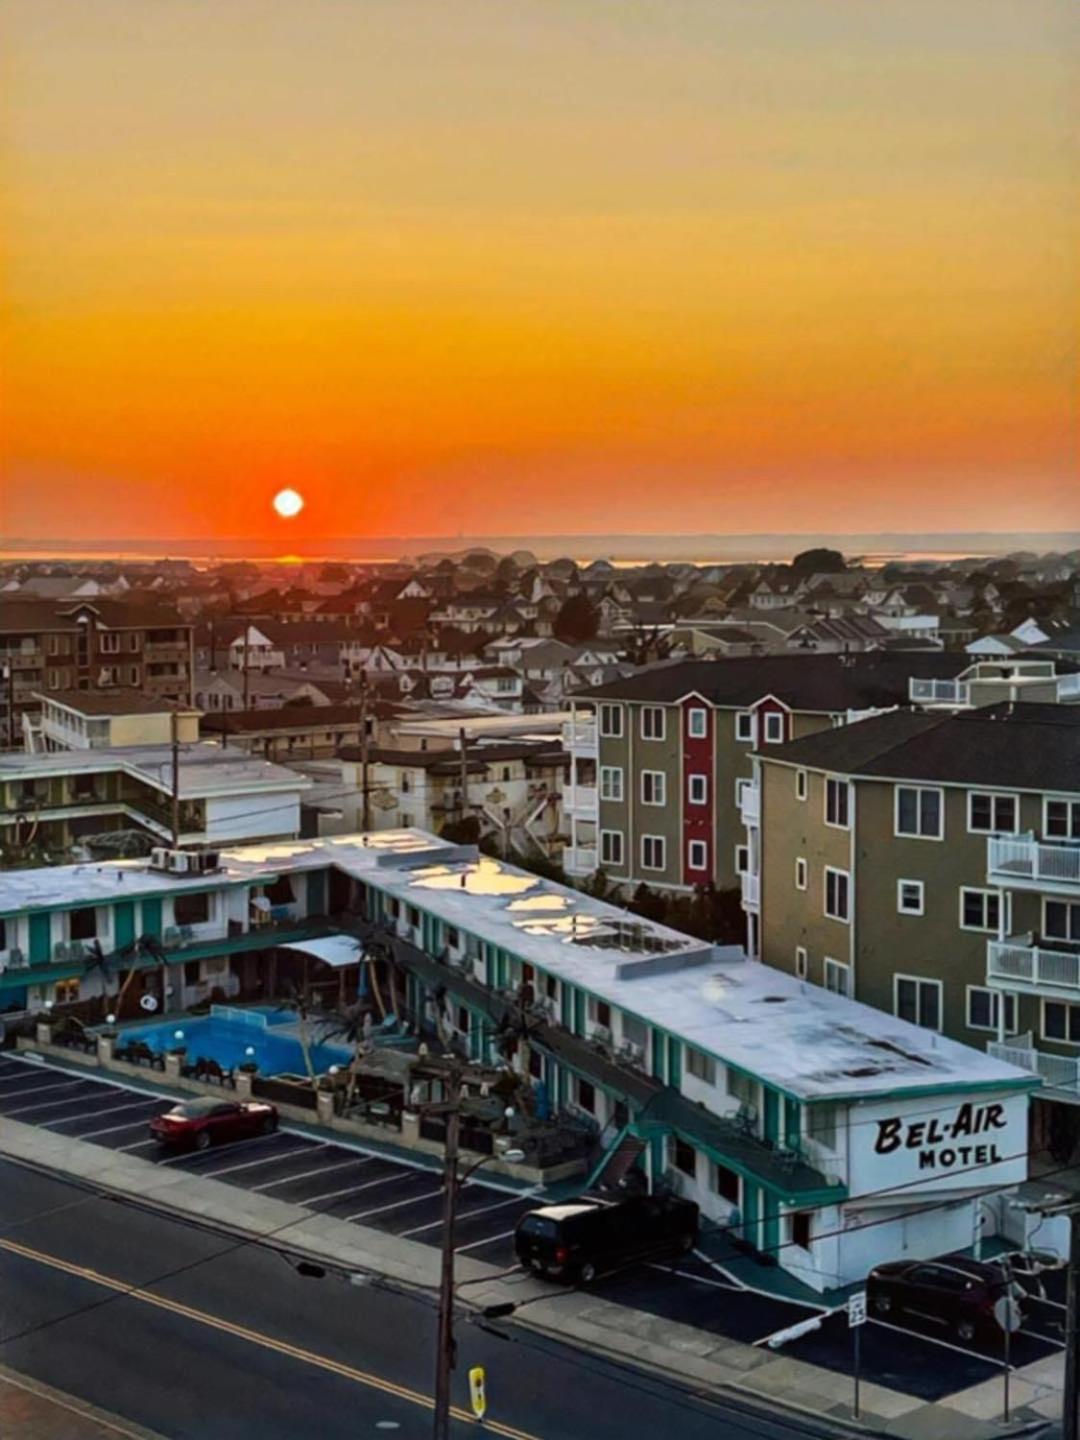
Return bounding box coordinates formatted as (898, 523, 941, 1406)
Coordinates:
(0, 1158, 853, 1440)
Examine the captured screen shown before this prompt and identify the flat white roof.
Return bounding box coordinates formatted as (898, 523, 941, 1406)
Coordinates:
(0, 742, 310, 800)
(0, 828, 1034, 1100)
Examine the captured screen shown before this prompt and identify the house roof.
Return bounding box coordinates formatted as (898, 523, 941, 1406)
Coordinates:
(762, 702, 1080, 792)
(0, 599, 188, 635)
(37, 689, 196, 717)
(579, 653, 969, 712)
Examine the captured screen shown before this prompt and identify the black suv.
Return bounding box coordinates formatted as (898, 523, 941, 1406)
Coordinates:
(867, 1256, 1025, 1343)
(514, 1194, 699, 1284)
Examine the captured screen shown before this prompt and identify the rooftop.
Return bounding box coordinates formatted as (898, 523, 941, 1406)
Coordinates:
(39, 689, 199, 718)
(0, 741, 311, 800)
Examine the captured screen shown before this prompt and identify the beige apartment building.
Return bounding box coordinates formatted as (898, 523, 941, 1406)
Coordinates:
(750, 702, 1080, 1152)
(563, 654, 971, 919)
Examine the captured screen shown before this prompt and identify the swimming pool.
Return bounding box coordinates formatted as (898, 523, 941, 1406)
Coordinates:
(120, 1005, 352, 1076)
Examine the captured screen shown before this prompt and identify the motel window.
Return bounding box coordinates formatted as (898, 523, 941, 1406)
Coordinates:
(0, 918, 6, 951)
(795, 769, 807, 801)
(600, 830, 624, 867)
(406, 905, 420, 928)
(599, 766, 624, 802)
(688, 840, 708, 871)
(790, 1213, 813, 1252)
(897, 880, 925, 916)
(69, 907, 97, 941)
(670, 1136, 697, 1178)
(184, 961, 200, 985)
(1043, 1001, 1080, 1045)
(795, 946, 808, 980)
(735, 712, 754, 742)
(1046, 799, 1080, 840)
(824, 867, 850, 922)
(640, 706, 666, 741)
(641, 770, 666, 806)
(795, 857, 808, 891)
(1045, 901, 1080, 944)
(688, 773, 708, 806)
(807, 1103, 838, 1151)
(969, 792, 1019, 835)
(735, 845, 749, 875)
(266, 875, 295, 906)
(823, 958, 850, 997)
(711, 1162, 740, 1205)
(598, 703, 624, 739)
(726, 1068, 757, 1111)
(961, 888, 1002, 933)
(457, 1006, 471, 1034)
(967, 988, 1017, 1034)
(641, 835, 666, 871)
(825, 778, 850, 829)
(686, 1046, 716, 1085)
(575, 1078, 596, 1114)
(762, 712, 786, 744)
(54, 979, 81, 1006)
(588, 997, 612, 1029)
(895, 975, 943, 1031)
(687, 707, 707, 738)
(174, 892, 210, 927)
(895, 786, 943, 839)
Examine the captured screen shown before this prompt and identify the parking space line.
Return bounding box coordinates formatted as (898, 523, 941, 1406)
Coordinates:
(868, 1315, 1001, 1363)
(157, 1133, 296, 1167)
(645, 1263, 744, 1294)
(195, 1141, 319, 1179)
(691, 1248, 749, 1290)
(455, 1228, 517, 1255)
(251, 1156, 374, 1192)
(347, 1186, 444, 1223)
(301, 1172, 407, 1206)
(78, 1117, 164, 1140)
(44, 1097, 161, 1128)
(0, 1078, 91, 1104)
(118, 1138, 160, 1153)
(2, 1085, 102, 1116)
(400, 1193, 525, 1239)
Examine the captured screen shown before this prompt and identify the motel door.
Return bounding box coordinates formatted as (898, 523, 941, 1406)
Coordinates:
(29, 912, 51, 965)
(113, 901, 135, 951)
(140, 897, 163, 940)
(763, 1089, 780, 1147)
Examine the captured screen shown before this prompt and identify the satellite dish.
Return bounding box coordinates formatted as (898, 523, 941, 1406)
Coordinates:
(139, 994, 159, 1013)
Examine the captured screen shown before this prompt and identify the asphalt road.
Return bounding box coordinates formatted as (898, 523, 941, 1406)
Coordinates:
(0, 1157, 858, 1440)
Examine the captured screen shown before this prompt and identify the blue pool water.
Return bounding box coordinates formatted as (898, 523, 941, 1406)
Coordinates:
(120, 1005, 352, 1076)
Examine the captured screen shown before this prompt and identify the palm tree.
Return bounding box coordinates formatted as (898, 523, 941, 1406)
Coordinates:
(81, 937, 134, 1021)
(275, 981, 318, 1085)
(316, 1002, 372, 1105)
(113, 934, 170, 1017)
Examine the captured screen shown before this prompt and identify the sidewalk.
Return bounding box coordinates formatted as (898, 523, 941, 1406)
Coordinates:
(0, 1364, 165, 1440)
(0, 1118, 1056, 1440)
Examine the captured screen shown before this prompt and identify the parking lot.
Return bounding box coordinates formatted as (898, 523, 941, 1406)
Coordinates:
(0, 1052, 1066, 1403)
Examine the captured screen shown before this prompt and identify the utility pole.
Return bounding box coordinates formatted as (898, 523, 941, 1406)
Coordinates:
(170, 709, 181, 847)
(242, 626, 251, 712)
(359, 676, 371, 832)
(432, 1064, 463, 1440)
(1066, 1209, 1080, 1440)
(458, 726, 469, 827)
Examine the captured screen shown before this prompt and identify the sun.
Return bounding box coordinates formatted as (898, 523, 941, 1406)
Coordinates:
(272, 488, 304, 519)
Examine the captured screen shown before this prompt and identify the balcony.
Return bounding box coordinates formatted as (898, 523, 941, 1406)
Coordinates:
(740, 871, 760, 909)
(988, 936, 1080, 996)
(564, 786, 598, 819)
(988, 1040, 1080, 1098)
(988, 835, 1080, 892)
(910, 677, 970, 707)
(563, 846, 598, 876)
(7, 649, 44, 670)
(562, 719, 597, 754)
(739, 782, 760, 825)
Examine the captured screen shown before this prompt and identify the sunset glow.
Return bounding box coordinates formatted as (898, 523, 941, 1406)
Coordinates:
(3, 0, 1078, 544)
(272, 489, 304, 520)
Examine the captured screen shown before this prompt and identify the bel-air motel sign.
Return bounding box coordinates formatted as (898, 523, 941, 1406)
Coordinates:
(850, 1091, 1030, 1197)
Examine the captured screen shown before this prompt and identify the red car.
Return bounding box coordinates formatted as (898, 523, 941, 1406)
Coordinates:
(149, 1097, 279, 1152)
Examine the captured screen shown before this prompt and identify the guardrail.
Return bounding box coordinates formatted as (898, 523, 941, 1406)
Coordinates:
(988, 937, 1080, 992)
(910, 678, 970, 706)
(563, 846, 598, 876)
(988, 1040, 1080, 1093)
(989, 835, 1080, 888)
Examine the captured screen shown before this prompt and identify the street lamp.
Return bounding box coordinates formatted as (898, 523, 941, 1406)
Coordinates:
(432, 1066, 524, 1440)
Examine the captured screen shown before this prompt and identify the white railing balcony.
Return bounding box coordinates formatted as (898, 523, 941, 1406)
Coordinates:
(562, 719, 598, 754)
(563, 846, 598, 876)
(1058, 673, 1080, 701)
(988, 936, 1080, 994)
(909, 677, 970, 707)
(565, 786, 598, 818)
(740, 871, 761, 909)
(988, 1040, 1080, 1096)
(739, 783, 760, 825)
(988, 835, 1080, 891)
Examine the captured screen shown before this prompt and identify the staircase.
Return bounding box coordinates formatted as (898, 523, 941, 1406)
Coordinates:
(586, 1125, 647, 1193)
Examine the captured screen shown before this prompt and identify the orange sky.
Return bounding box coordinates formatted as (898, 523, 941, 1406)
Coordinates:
(3, 0, 1078, 543)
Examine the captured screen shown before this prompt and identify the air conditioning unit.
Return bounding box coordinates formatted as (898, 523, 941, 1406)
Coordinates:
(150, 847, 171, 872)
(167, 850, 193, 874)
(592, 1024, 613, 1049)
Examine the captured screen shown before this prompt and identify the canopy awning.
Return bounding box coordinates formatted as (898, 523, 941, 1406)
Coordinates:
(280, 935, 363, 969)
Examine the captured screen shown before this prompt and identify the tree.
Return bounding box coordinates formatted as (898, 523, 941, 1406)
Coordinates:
(553, 594, 599, 644)
(790, 548, 846, 575)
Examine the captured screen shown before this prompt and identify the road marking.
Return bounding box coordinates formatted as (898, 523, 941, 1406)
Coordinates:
(45, 1098, 161, 1129)
(251, 1156, 374, 1192)
(72, 1114, 167, 1140)
(347, 1187, 444, 1223)
(118, 1139, 160, 1153)
(2, 1085, 100, 1116)
(645, 1263, 744, 1294)
(691, 1248, 748, 1290)
(301, 1172, 405, 1206)
(0, 1236, 541, 1440)
(455, 1228, 517, 1255)
(195, 1142, 318, 1179)
(868, 1315, 1003, 1363)
(0, 1079, 90, 1104)
(401, 1193, 525, 1239)
(157, 1134, 295, 1167)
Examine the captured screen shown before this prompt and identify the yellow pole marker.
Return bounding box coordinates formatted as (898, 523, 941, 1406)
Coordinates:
(469, 1366, 487, 1422)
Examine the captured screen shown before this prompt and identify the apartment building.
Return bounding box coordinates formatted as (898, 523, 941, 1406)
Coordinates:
(31, 691, 201, 753)
(563, 654, 970, 907)
(748, 703, 1080, 1153)
(0, 831, 1035, 1291)
(1, 600, 194, 748)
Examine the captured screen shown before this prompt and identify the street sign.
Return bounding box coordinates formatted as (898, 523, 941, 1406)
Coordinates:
(468, 1366, 487, 1421)
(994, 1296, 1023, 1334)
(847, 1292, 867, 1328)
